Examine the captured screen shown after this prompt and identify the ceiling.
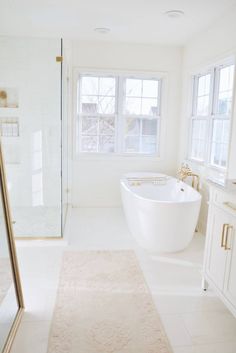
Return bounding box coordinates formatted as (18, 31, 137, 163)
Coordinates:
(1, 0, 236, 45)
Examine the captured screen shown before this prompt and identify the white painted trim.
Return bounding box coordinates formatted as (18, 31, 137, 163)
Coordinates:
(72, 67, 168, 160)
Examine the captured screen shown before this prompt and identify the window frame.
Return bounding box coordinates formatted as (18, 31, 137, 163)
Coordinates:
(73, 68, 166, 160)
(187, 58, 235, 172)
(188, 69, 214, 164)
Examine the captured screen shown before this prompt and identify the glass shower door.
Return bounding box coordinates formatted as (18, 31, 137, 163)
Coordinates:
(0, 37, 62, 238)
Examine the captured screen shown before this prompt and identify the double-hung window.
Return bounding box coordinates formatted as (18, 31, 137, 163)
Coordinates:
(77, 73, 162, 155)
(78, 75, 117, 153)
(189, 61, 235, 169)
(123, 78, 160, 154)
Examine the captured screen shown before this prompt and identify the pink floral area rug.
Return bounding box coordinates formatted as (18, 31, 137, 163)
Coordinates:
(47, 250, 172, 353)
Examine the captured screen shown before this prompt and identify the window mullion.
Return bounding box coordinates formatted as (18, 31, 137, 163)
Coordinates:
(139, 119, 143, 152)
(117, 76, 124, 154)
(205, 69, 215, 166)
(211, 67, 218, 116)
(97, 114, 100, 152)
(192, 76, 198, 116)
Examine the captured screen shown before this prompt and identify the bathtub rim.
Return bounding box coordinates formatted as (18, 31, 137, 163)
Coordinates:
(120, 175, 202, 205)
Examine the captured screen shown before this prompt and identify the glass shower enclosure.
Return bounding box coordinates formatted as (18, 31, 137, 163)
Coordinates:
(0, 37, 68, 238)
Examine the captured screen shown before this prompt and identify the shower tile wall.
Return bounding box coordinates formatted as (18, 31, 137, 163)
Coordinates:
(0, 37, 62, 237)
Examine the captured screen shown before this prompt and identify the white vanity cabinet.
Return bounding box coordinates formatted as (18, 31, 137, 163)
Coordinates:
(203, 184, 236, 317)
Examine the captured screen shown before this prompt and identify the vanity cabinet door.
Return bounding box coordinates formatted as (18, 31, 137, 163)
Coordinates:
(224, 218, 236, 308)
(206, 205, 231, 291)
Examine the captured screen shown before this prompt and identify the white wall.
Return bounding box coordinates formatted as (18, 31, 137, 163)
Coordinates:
(71, 40, 183, 207)
(179, 6, 236, 233)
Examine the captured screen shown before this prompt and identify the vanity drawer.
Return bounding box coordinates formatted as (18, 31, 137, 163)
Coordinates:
(212, 189, 236, 213)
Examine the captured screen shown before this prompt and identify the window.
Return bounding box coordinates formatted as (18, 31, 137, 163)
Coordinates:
(77, 73, 162, 155)
(189, 62, 235, 169)
(79, 76, 116, 153)
(124, 78, 160, 154)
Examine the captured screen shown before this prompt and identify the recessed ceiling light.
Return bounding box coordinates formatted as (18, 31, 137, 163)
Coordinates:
(94, 27, 111, 34)
(164, 10, 185, 19)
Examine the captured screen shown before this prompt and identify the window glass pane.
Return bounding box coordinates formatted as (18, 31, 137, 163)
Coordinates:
(191, 140, 205, 161)
(196, 96, 210, 116)
(81, 96, 98, 114)
(190, 120, 206, 160)
(142, 80, 158, 97)
(98, 97, 115, 114)
(212, 120, 222, 142)
(99, 77, 116, 96)
(198, 74, 211, 96)
(141, 136, 157, 154)
(125, 136, 139, 153)
(124, 119, 158, 153)
(218, 91, 232, 114)
(126, 118, 140, 135)
(219, 65, 234, 92)
(81, 76, 98, 95)
(222, 120, 230, 143)
(81, 117, 98, 135)
(195, 74, 211, 116)
(210, 142, 228, 167)
(211, 142, 220, 166)
(212, 120, 230, 144)
(125, 97, 141, 114)
(217, 65, 234, 114)
(99, 135, 115, 153)
(142, 98, 158, 115)
(126, 79, 142, 97)
(221, 144, 228, 167)
(210, 119, 230, 167)
(81, 136, 98, 152)
(142, 119, 157, 135)
(99, 117, 115, 135)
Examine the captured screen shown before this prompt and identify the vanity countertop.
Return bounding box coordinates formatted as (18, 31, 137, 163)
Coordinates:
(206, 178, 236, 194)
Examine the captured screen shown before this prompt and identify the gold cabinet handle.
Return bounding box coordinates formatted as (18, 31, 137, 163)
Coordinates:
(221, 223, 228, 247)
(224, 225, 233, 250)
(223, 202, 236, 212)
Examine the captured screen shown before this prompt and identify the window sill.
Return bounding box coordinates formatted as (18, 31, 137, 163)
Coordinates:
(74, 152, 162, 162)
(186, 158, 227, 177)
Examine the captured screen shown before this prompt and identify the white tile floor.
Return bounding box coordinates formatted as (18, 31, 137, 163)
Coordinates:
(10, 207, 236, 353)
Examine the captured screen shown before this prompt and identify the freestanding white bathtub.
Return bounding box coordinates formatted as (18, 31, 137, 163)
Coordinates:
(120, 172, 202, 253)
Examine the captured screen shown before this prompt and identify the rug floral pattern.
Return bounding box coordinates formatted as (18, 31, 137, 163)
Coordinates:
(48, 250, 172, 353)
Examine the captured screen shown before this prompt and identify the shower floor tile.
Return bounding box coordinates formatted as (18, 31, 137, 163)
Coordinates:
(12, 206, 61, 237)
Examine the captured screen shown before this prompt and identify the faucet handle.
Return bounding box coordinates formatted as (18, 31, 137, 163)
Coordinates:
(177, 162, 192, 178)
(184, 163, 192, 173)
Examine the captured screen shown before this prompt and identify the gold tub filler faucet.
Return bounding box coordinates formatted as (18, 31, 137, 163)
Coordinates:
(177, 163, 200, 191)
